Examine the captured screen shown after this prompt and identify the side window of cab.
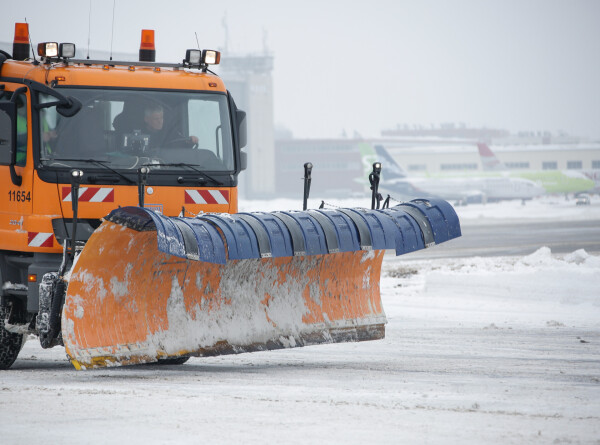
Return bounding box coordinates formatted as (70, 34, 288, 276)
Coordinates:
(15, 93, 28, 166)
(0, 89, 27, 166)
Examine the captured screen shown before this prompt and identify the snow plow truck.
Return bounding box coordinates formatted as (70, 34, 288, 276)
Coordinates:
(0, 24, 461, 370)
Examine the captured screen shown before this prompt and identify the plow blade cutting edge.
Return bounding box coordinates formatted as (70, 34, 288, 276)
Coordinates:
(62, 199, 460, 369)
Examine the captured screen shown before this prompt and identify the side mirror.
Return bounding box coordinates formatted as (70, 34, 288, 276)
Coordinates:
(240, 151, 247, 171)
(235, 109, 247, 149)
(0, 101, 16, 165)
(57, 96, 82, 117)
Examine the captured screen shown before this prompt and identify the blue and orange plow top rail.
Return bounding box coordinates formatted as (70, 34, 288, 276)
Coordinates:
(105, 198, 461, 264)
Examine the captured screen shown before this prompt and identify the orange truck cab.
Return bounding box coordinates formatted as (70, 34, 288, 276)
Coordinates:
(0, 24, 247, 361)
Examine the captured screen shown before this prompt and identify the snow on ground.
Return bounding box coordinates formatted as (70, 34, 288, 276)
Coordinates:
(2, 247, 599, 444)
(384, 246, 600, 329)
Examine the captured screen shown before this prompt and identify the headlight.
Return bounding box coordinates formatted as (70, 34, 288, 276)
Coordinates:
(59, 43, 76, 59)
(37, 42, 58, 58)
(185, 49, 201, 66)
(202, 50, 221, 65)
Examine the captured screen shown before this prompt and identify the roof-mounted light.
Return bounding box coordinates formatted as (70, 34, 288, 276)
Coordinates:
(38, 42, 59, 58)
(13, 23, 29, 44)
(202, 50, 220, 65)
(139, 29, 156, 62)
(12, 23, 30, 61)
(59, 43, 76, 59)
(184, 49, 201, 67)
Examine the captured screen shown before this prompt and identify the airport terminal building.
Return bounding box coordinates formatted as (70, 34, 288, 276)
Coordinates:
(274, 136, 600, 198)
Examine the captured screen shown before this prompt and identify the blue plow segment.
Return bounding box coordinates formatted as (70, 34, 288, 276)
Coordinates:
(104, 198, 461, 264)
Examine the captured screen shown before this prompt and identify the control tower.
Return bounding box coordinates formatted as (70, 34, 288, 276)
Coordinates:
(219, 54, 275, 198)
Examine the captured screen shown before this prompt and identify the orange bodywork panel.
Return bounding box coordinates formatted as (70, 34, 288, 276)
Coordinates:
(62, 221, 386, 369)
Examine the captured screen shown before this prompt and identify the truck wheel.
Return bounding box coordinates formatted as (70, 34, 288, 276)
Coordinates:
(0, 305, 24, 370)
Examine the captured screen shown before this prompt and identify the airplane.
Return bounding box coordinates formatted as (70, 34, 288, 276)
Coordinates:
(358, 143, 545, 204)
(477, 143, 595, 194)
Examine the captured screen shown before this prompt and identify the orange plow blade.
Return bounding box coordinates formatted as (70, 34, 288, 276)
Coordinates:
(62, 202, 460, 369)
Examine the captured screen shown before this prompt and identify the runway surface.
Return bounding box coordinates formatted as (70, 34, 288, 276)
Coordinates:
(400, 218, 600, 259)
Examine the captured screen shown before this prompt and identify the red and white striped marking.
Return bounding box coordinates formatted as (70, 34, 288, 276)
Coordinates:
(62, 187, 114, 203)
(185, 190, 229, 205)
(28, 232, 54, 248)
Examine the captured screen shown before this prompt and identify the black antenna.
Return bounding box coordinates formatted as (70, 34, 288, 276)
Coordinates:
(24, 17, 38, 64)
(86, 0, 92, 59)
(109, 0, 116, 61)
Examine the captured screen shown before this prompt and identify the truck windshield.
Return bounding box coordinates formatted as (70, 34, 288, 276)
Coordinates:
(38, 88, 234, 172)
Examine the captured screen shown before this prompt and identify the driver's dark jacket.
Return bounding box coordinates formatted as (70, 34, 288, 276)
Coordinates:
(146, 125, 194, 149)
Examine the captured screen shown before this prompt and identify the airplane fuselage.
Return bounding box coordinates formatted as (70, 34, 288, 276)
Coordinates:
(382, 175, 544, 201)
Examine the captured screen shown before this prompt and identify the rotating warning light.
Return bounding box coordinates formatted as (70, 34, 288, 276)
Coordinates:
(13, 23, 30, 60)
(13, 23, 29, 44)
(37, 42, 59, 58)
(202, 50, 220, 65)
(139, 29, 156, 62)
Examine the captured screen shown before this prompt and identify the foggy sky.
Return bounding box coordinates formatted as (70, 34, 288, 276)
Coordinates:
(3, 0, 600, 140)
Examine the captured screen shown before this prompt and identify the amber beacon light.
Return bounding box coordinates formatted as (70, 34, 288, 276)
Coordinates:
(13, 23, 30, 61)
(139, 29, 156, 62)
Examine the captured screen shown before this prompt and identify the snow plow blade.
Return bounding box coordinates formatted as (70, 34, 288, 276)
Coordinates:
(62, 199, 460, 369)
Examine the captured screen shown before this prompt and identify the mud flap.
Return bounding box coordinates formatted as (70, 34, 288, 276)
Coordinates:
(62, 199, 460, 369)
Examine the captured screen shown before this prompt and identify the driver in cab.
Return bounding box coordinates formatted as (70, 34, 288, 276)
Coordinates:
(143, 105, 198, 149)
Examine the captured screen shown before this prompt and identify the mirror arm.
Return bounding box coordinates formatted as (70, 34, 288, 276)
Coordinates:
(24, 78, 81, 116)
(35, 99, 65, 110)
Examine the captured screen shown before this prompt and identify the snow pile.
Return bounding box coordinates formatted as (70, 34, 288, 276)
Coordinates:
(383, 247, 600, 329)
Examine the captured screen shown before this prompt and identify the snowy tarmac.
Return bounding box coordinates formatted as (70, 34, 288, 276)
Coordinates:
(1, 197, 599, 444)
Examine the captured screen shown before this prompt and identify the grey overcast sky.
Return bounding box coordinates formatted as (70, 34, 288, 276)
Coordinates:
(3, 0, 600, 139)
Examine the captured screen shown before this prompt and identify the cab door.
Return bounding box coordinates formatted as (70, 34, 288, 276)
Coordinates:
(0, 84, 34, 251)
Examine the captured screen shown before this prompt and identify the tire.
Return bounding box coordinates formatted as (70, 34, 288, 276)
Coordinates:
(156, 356, 190, 365)
(0, 305, 25, 370)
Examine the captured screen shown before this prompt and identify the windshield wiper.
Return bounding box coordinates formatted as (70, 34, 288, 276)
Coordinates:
(142, 162, 222, 186)
(48, 158, 135, 185)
